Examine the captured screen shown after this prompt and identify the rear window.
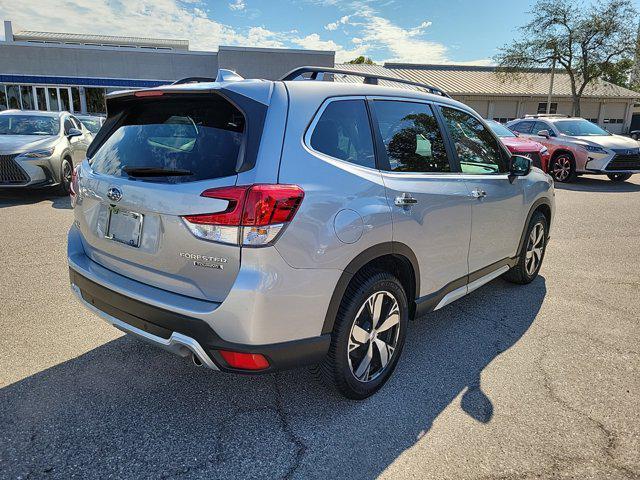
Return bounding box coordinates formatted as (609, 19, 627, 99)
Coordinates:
(90, 96, 245, 183)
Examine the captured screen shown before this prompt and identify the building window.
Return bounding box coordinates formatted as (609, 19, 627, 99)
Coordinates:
(59, 88, 71, 111)
(71, 87, 81, 112)
(6, 85, 21, 109)
(20, 86, 35, 110)
(494, 117, 515, 124)
(36, 87, 47, 110)
(587, 118, 598, 124)
(85, 88, 106, 113)
(48, 88, 60, 110)
(537, 102, 557, 114)
(0, 87, 6, 110)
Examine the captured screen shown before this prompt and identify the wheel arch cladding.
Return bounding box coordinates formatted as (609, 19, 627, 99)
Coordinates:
(517, 198, 552, 256)
(321, 242, 420, 334)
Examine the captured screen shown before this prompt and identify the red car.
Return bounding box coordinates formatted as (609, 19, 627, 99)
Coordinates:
(486, 120, 550, 171)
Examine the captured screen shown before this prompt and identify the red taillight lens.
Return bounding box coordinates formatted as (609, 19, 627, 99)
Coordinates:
(134, 90, 164, 97)
(242, 185, 305, 226)
(183, 184, 304, 227)
(218, 350, 270, 370)
(183, 186, 248, 226)
(70, 165, 79, 198)
(181, 184, 304, 246)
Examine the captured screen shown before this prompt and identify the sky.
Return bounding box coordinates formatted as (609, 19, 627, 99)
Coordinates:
(1, 0, 639, 65)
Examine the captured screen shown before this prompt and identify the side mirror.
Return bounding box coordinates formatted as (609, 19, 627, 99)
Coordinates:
(537, 129, 550, 138)
(509, 155, 532, 178)
(67, 128, 83, 138)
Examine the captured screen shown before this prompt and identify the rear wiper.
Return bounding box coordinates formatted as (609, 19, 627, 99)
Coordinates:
(123, 167, 194, 177)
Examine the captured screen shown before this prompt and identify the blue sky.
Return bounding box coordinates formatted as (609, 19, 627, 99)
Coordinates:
(1, 0, 639, 64)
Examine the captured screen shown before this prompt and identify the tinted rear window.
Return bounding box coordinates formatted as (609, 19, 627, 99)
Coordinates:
(90, 96, 244, 183)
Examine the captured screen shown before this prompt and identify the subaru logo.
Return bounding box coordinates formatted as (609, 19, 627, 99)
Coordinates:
(107, 187, 123, 202)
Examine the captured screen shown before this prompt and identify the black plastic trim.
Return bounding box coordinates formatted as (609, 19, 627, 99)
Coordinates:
(321, 242, 420, 334)
(70, 269, 330, 374)
(414, 257, 517, 318)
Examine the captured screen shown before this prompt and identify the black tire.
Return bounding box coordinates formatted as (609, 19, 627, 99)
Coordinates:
(503, 211, 548, 285)
(313, 269, 408, 399)
(57, 157, 73, 196)
(549, 153, 576, 183)
(607, 173, 632, 182)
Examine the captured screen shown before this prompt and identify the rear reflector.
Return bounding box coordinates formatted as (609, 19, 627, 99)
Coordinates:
(134, 90, 165, 97)
(218, 350, 270, 370)
(182, 184, 304, 246)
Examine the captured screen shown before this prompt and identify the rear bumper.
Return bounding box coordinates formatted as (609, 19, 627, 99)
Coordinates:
(70, 267, 331, 373)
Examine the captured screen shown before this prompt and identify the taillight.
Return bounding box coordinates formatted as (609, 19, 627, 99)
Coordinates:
(182, 184, 304, 247)
(70, 165, 79, 203)
(218, 350, 270, 370)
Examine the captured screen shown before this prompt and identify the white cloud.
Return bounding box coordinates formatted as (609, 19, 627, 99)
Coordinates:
(0, 0, 281, 51)
(324, 15, 350, 31)
(0, 0, 491, 66)
(291, 33, 369, 63)
(229, 0, 246, 11)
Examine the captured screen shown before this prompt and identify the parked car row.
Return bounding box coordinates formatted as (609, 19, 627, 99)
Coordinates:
(491, 115, 640, 183)
(0, 110, 104, 194)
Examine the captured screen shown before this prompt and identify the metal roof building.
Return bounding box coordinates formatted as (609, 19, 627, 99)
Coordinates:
(336, 63, 640, 134)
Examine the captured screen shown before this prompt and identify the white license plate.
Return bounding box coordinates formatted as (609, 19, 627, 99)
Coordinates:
(105, 206, 144, 248)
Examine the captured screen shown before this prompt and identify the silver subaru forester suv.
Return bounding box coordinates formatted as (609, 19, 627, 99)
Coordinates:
(68, 67, 554, 399)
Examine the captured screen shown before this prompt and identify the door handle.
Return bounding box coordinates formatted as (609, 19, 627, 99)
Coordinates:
(470, 189, 487, 199)
(394, 193, 418, 207)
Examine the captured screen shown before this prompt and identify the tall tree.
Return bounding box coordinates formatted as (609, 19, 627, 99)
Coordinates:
(495, 0, 638, 116)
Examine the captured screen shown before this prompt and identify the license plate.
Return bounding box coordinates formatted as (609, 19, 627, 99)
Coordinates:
(105, 206, 144, 248)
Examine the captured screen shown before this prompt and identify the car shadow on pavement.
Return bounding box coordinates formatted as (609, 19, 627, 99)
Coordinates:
(0, 276, 546, 479)
(553, 176, 640, 193)
(0, 189, 71, 209)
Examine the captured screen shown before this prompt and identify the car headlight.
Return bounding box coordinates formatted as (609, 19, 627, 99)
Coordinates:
(20, 148, 55, 158)
(540, 147, 548, 155)
(584, 145, 607, 154)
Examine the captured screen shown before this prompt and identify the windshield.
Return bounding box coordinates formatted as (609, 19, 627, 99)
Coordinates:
(90, 96, 245, 183)
(487, 120, 516, 138)
(0, 115, 60, 136)
(78, 118, 101, 134)
(555, 119, 610, 136)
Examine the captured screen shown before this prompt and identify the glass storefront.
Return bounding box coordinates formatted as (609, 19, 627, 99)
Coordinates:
(85, 88, 106, 113)
(0, 84, 111, 114)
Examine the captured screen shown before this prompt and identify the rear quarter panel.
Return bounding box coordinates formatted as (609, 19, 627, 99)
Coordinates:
(275, 87, 393, 270)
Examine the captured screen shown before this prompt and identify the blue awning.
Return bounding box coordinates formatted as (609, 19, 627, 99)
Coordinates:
(0, 74, 168, 88)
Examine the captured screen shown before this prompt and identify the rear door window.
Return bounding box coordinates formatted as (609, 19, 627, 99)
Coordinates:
(309, 99, 375, 168)
(510, 121, 534, 134)
(373, 100, 451, 173)
(90, 96, 245, 183)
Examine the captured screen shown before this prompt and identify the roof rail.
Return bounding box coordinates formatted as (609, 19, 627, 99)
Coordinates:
(280, 66, 451, 98)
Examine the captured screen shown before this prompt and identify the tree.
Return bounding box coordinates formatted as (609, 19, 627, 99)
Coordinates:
(601, 58, 635, 88)
(347, 56, 375, 65)
(495, 0, 638, 116)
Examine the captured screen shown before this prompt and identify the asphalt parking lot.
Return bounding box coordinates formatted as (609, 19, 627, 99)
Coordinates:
(0, 175, 639, 480)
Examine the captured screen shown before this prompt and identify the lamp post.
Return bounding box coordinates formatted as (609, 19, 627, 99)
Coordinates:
(546, 57, 556, 115)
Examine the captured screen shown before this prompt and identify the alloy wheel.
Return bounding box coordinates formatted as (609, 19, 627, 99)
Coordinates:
(348, 291, 401, 383)
(525, 222, 545, 276)
(552, 156, 571, 182)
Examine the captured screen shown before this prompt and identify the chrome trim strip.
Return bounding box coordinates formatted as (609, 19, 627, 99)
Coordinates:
(71, 283, 219, 370)
(433, 265, 510, 311)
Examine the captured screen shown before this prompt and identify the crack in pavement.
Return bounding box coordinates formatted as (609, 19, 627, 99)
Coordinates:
(535, 333, 639, 479)
(272, 372, 308, 480)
